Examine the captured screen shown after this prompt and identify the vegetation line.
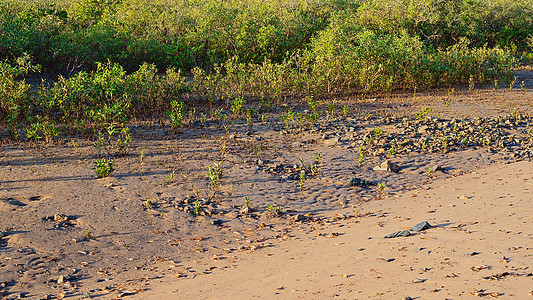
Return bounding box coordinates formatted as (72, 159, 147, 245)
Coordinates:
(1, 0, 532, 142)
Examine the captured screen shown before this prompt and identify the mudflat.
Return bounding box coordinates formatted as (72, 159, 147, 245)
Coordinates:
(1, 83, 533, 299)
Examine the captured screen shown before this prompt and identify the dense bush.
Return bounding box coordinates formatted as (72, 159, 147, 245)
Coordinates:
(1, 0, 530, 72)
(0, 0, 526, 140)
(356, 0, 533, 51)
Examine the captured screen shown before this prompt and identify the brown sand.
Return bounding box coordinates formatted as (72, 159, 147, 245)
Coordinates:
(1, 79, 533, 299)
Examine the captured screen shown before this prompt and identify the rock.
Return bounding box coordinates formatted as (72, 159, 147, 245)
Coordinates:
(240, 206, 253, 214)
(384, 230, 411, 238)
(211, 219, 223, 226)
(349, 177, 372, 187)
(410, 221, 432, 232)
(412, 278, 426, 283)
(81, 293, 91, 299)
(54, 214, 69, 222)
(373, 160, 400, 172)
(0, 231, 5, 239)
(57, 275, 70, 284)
(428, 165, 442, 173)
(293, 214, 306, 222)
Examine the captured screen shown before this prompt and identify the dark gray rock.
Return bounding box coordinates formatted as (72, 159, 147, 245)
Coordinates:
(410, 221, 432, 232)
(349, 177, 372, 187)
(384, 230, 411, 238)
(211, 219, 223, 226)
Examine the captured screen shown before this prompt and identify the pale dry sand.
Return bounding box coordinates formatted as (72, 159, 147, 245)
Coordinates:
(145, 161, 533, 299)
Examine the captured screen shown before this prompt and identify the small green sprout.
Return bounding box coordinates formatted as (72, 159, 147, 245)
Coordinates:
(193, 199, 203, 216)
(358, 147, 365, 165)
(145, 199, 153, 210)
(165, 171, 176, 184)
(298, 170, 306, 191)
(342, 105, 349, 118)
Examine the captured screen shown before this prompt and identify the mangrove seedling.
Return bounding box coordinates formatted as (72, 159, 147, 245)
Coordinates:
(358, 147, 365, 165)
(93, 158, 114, 178)
(139, 149, 145, 162)
(145, 199, 153, 210)
(165, 171, 176, 184)
(298, 170, 306, 191)
(342, 105, 350, 118)
(193, 199, 203, 216)
(207, 161, 223, 189)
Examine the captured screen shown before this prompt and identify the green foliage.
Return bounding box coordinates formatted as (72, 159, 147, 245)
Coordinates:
(3, 0, 525, 75)
(280, 107, 295, 129)
(0, 54, 39, 137)
(207, 161, 223, 189)
(230, 96, 245, 117)
(267, 203, 281, 215)
(92, 158, 114, 177)
(90, 100, 132, 157)
(358, 147, 365, 165)
(356, 0, 533, 52)
(165, 171, 176, 184)
(416, 107, 433, 120)
(0, 0, 526, 137)
(25, 118, 61, 143)
(373, 127, 384, 138)
(193, 199, 203, 216)
(342, 105, 350, 118)
(298, 170, 306, 191)
(166, 100, 185, 133)
(246, 106, 256, 128)
(144, 198, 153, 210)
(305, 96, 321, 123)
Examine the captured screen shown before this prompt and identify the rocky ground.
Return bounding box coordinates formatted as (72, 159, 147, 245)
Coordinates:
(1, 76, 533, 299)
